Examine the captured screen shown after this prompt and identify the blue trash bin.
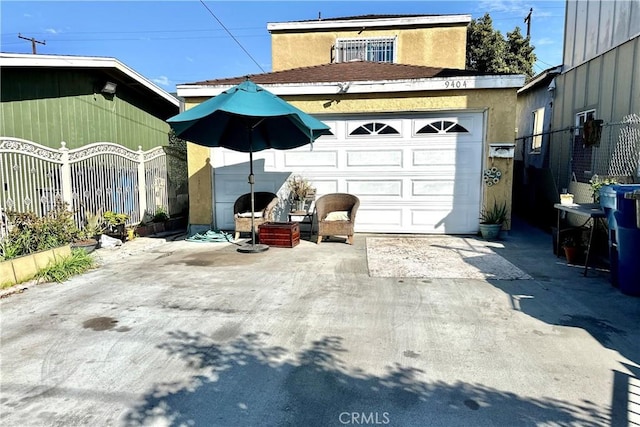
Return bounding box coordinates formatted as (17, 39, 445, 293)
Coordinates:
(616, 223, 640, 296)
(600, 184, 640, 289)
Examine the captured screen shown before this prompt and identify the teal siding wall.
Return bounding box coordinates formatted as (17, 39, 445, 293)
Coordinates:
(0, 68, 176, 150)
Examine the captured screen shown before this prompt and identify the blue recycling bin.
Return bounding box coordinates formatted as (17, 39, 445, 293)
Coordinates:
(600, 184, 640, 294)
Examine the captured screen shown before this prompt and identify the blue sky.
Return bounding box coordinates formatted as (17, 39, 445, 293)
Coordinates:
(1, 0, 566, 92)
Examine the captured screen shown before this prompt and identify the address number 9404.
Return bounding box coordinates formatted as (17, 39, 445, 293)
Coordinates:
(444, 80, 468, 89)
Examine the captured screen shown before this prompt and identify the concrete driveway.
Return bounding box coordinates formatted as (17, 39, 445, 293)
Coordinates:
(1, 220, 639, 426)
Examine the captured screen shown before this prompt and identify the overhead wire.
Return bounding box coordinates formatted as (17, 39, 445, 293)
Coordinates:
(198, 0, 265, 73)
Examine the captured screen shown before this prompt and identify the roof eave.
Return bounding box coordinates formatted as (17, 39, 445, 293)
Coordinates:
(0, 53, 179, 108)
(177, 75, 526, 98)
(267, 15, 472, 32)
(517, 65, 563, 94)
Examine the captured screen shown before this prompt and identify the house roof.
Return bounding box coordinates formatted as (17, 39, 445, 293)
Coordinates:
(0, 53, 179, 108)
(189, 61, 506, 86)
(517, 65, 563, 94)
(267, 14, 471, 32)
(177, 61, 525, 98)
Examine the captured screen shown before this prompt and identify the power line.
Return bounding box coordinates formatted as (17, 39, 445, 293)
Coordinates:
(198, 0, 265, 73)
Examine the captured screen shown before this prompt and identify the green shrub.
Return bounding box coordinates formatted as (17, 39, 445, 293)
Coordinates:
(1, 201, 81, 260)
(103, 211, 129, 226)
(152, 206, 169, 223)
(36, 249, 95, 283)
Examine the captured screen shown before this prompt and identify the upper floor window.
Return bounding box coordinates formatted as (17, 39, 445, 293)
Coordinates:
(350, 122, 399, 136)
(416, 121, 469, 134)
(334, 37, 396, 63)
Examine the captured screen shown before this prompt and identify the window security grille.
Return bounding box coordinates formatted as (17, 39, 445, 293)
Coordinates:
(334, 37, 396, 63)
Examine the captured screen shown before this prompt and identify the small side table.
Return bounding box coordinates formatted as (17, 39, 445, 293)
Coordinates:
(288, 210, 314, 240)
(554, 203, 606, 276)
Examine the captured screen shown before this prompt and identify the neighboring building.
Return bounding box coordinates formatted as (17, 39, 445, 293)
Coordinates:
(513, 0, 640, 227)
(514, 65, 562, 224)
(0, 53, 179, 151)
(0, 53, 186, 223)
(553, 1, 639, 195)
(177, 14, 525, 235)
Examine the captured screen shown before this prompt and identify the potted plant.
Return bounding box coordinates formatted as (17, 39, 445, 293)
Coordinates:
(561, 235, 582, 265)
(71, 210, 103, 253)
(103, 211, 128, 240)
(287, 175, 314, 212)
(479, 200, 508, 240)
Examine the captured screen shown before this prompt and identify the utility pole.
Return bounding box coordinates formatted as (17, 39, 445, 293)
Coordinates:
(18, 33, 46, 54)
(524, 8, 533, 38)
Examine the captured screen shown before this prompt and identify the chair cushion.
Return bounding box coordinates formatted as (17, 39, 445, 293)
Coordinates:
(324, 211, 350, 221)
(237, 211, 264, 218)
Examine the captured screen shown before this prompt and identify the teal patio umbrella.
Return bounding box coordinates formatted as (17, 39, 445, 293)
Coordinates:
(167, 79, 331, 253)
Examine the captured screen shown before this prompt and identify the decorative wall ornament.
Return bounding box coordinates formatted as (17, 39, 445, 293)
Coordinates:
(483, 167, 502, 186)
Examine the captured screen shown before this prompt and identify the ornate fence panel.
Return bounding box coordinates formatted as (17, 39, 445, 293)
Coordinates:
(0, 138, 182, 232)
(143, 146, 169, 219)
(0, 138, 66, 220)
(68, 142, 144, 226)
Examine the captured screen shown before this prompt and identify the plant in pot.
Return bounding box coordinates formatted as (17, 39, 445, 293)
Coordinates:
(103, 211, 128, 241)
(561, 235, 581, 265)
(71, 210, 103, 253)
(479, 200, 508, 240)
(287, 175, 314, 212)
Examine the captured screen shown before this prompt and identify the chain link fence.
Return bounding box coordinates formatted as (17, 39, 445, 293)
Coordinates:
(514, 113, 640, 228)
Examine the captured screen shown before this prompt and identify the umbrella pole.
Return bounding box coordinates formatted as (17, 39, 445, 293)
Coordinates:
(238, 134, 269, 253)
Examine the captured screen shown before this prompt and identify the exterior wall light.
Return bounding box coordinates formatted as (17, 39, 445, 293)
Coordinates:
(101, 81, 117, 94)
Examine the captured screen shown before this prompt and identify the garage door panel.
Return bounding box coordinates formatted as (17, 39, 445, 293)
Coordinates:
(412, 179, 479, 200)
(357, 208, 403, 227)
(412, 179, 456, 196)
(346, 150, 403, 167)
(411, 208, 478, 234)
(284, 151, 338, 167)
(313, 179, 340, 195)
(218, 203, 235, 226)
(215, 150, 276, 169)
(347, 180, 403, 197)
(413, 148, 456, 166)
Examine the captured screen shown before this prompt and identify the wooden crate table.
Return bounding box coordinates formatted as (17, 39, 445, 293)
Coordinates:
(258, 222, 300, 248)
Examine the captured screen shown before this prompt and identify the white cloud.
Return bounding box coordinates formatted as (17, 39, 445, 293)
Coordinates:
(477, 0, 525, 14)
(186, 57, 194, 63)
(535, 37, 556, 46)
(152, 76, 171, 87)
(45, 28, 60, 35)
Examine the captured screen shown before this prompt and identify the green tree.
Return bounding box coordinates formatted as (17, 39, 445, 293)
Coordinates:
(466, 13, 536, 79)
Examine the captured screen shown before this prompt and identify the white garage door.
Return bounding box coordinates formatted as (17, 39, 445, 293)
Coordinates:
(212, 112, 484, 234)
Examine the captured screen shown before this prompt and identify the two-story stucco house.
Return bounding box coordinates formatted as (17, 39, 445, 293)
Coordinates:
(177, 14, 525, 235)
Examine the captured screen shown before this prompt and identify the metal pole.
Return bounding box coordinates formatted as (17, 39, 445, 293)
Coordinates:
(237, 126, 268, 253)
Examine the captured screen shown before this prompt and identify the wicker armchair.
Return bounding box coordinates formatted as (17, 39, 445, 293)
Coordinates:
(234, 192, 279, 240)
(314, 193, 360, 245)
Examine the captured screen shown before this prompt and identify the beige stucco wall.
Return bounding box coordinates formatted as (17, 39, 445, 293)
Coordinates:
(271, 25, 467, 71)
(185, 88, 518, 230)
(184, 99, 213, 228)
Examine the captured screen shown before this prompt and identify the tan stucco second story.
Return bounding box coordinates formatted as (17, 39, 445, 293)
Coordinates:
(267, 14, 471, 71)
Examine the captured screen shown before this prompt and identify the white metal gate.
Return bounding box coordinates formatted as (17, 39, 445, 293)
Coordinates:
(0, 137, 174, 228)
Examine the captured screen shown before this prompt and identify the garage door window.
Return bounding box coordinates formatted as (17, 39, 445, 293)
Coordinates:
(417, 121, 469, 134)
(349, 122, 400, 136)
